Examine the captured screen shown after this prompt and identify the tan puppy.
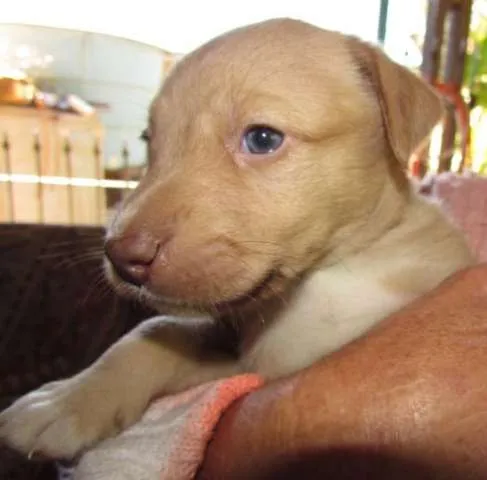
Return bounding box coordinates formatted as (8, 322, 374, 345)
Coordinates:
(0, 18, 474, 459)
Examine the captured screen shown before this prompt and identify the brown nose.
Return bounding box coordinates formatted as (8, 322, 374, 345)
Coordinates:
(104, 232, 159, 286)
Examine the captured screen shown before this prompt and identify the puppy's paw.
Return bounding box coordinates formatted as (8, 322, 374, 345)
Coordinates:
(0, 373, 146, 459)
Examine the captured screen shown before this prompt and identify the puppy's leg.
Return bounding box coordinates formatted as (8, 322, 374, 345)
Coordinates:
(0, 316, 239, 459)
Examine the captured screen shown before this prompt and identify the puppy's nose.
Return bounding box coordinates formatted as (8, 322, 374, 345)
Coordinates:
(104, 232, 159, 286)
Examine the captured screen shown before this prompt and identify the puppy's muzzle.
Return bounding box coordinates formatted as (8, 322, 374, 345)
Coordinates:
(104, 232, 160, 286)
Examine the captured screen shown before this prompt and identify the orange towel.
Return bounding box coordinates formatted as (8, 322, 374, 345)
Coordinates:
(65, 374, 263, 479)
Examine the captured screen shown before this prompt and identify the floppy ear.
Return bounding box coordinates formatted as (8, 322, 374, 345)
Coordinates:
(348, 37, 444, 167)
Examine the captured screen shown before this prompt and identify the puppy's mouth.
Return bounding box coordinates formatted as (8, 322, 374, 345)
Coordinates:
(211, 269, 280, 315)
(107, 261, 283, 316)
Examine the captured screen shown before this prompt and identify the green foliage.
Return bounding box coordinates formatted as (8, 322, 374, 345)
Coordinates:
(465, 11, 487, 108)
(478, 153, 487, 174)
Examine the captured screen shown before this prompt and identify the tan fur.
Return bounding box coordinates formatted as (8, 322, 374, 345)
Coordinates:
(0, 18, 474, 458)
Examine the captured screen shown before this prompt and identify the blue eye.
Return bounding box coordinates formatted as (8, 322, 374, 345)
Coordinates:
(242, 125, 284, 154)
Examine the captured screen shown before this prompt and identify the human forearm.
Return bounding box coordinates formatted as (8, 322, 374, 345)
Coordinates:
(199, 266, 487, 479)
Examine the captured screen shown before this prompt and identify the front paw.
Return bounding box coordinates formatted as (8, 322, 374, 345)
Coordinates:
(0, 372, 146, 459)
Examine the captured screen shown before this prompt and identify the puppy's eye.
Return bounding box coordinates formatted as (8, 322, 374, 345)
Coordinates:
(140, 128, 151, 142)
(242, 125, 284, 155)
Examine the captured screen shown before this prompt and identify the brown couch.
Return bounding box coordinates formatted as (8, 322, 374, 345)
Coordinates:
(0, 223, 154, 479)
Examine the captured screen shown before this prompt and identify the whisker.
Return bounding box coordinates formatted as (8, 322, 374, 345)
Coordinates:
(39, 248, 104, 261)
(44, 236, 104, 248)
(77, 269, 112, 308)
(49, 253, 104, 271)
(53, 251, 103, 264)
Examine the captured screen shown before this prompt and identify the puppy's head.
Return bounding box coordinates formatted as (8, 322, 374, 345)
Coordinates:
(104, 19, 443, 314)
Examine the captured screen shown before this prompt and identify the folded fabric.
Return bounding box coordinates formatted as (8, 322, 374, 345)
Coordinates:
(61, 374, 263, 480)
(420, 172, 487, 261)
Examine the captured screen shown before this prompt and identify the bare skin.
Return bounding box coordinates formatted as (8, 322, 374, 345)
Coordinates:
(198, 265, 487, 479)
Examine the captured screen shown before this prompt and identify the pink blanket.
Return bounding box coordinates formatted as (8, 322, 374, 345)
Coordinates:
(65, 374, 263, 480)
(420, 172, 487, 261)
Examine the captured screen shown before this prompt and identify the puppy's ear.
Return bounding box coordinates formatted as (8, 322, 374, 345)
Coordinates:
(348, 37, 444, 167)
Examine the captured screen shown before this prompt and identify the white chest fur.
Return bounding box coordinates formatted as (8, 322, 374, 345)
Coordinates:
(242, 259, 414, 379)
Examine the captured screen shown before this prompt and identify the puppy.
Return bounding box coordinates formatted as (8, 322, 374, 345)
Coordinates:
(0, 18, 474, 459)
